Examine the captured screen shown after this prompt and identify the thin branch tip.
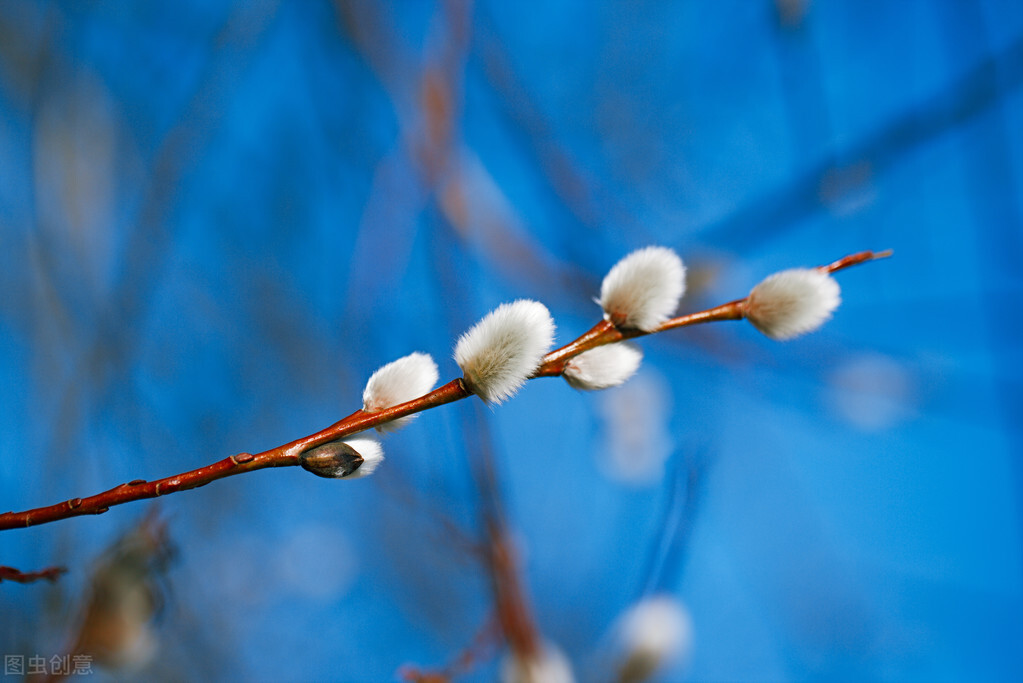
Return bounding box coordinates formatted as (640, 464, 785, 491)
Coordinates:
(822, 248, 894, 275)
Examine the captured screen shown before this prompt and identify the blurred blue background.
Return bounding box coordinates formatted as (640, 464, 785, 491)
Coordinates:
(1, 1, 1021, 681)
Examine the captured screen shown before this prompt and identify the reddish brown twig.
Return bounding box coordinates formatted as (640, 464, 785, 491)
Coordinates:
(0, 379, 471, 530)
(819, 248, 893, 275)
(653, 249, 890, 332)
(0, 564, 67, 584)
(0, 250, 889, 532)
(534, 249, 892, 376)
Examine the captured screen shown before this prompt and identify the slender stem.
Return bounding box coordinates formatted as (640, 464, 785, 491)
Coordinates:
(0, 379, 472, 530)
(820, 248, 893, 274)
(533, 319, 621, 377)
(285, 379, 472, 455)
(550, 249, 894, 348)
(0, 564, 68, 584)
(651, 249, 891, 335)
(654, 299, 747, 332)
(0, 451, 286, 530)
(0, 249, 889, 532)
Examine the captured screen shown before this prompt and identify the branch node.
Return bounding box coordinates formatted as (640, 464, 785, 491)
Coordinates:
(68, 498, 83, 510)
(231, 452, 254, 465)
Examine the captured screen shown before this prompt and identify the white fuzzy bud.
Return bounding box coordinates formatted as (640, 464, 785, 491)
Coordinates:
(500, 644, 575, 683)
(342, 437, 383, 478)
(614, 596, 693, 682)
(454, 299, 556, 403)
(746, 268, 841, 340)
(563, 343, 642, 391)
(362, 352, 439, 432)
(599, 247, 686, 332)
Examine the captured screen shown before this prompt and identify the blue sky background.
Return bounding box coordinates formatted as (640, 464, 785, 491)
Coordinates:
(1, 1, 1021, 681)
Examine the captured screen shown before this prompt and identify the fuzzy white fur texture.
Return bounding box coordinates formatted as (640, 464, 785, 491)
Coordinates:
(362, 352, 439, 432)
(563, 343, 642, 391)
(454, 299, 555, 403)
(598, 246, 686, 332)
(343, 437, 383, 478)
(746, 268, 841, 340)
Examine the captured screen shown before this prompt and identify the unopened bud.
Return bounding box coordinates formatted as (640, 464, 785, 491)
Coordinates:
(300, 441, 365, 479)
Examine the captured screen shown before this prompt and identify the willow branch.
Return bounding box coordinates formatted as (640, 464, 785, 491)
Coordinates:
(0, 249, 889, 532)
(0, 379, 471, 530)
(534, 249, 892, 375)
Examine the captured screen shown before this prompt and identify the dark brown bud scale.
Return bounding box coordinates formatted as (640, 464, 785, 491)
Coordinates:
(299, 441, 365, 479)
